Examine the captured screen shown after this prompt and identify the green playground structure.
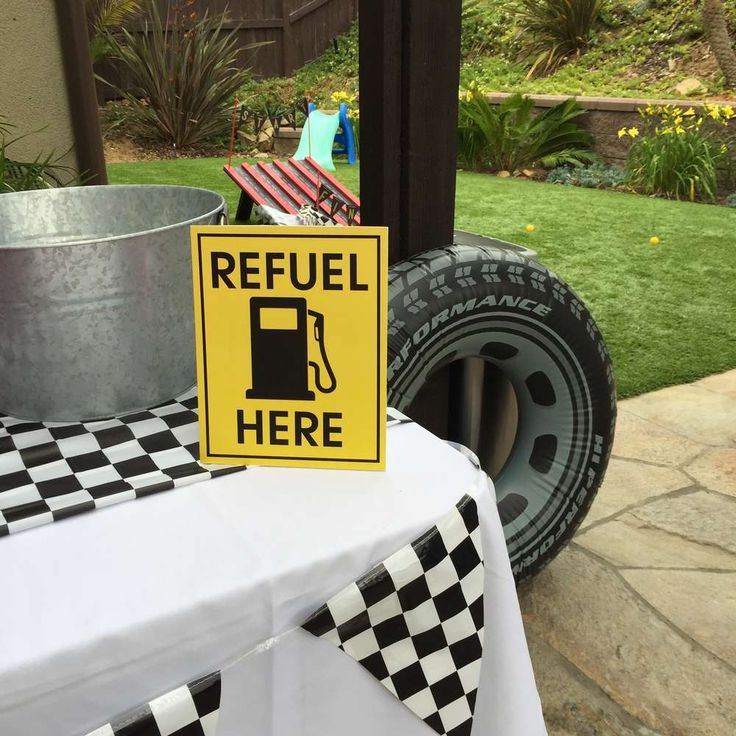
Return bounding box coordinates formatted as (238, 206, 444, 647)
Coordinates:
(294, 102, 357, 171)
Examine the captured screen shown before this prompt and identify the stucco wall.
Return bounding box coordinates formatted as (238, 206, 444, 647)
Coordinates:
(0, 0, 78, 173)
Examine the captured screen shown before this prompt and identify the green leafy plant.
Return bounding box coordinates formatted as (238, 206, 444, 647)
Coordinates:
(515, 0, 602, 76)
(727, 192, 736, 206)
(291, 20, 359, 102)
(105, 0, 257, 149)
(0, 117, 80, 193)
(623, 103, 734, 201)
(457, 86, 596, 171)
(461, 0, 520, 62)
(86, 0, 142, 62)
(547, 161, 625, 188)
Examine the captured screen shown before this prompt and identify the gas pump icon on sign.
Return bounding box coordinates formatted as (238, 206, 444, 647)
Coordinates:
(245, 297, 337, 401)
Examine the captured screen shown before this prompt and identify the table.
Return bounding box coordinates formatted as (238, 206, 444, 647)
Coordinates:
(0, 421, 546, 736)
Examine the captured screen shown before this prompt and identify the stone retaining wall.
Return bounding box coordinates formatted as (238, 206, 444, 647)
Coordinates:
(485, 93, 730, 167)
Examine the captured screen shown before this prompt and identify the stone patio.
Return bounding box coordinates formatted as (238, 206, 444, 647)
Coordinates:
(518, 370, 736, 736)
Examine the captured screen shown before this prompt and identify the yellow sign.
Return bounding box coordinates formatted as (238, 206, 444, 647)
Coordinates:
(190, 226, 388, 470)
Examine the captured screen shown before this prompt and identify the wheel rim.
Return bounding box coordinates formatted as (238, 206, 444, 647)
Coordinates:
(390, 312, 594, 567)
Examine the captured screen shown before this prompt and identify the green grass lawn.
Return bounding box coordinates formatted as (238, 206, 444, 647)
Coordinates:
(108, 158, 736, 399)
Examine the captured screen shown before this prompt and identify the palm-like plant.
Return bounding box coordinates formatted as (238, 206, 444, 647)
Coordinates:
(457, 89, 596, 172)
(702, 0, 736, 89)
(86, 0, 142, 62)
(515, 0, 602, 77)
(106, 1, 255, 149)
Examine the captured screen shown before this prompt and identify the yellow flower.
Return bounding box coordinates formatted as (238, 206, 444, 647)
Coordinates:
(525, 224, 536, 233)
(675, 125, 685, 135)
(650, 236, 660, 246)
(684, 107, 696, 117)
(723, 105, 735, 119)
(628, 127, 640, 138)
(662, 126, 674, 135)
(707, 105, 721, 120)
(674, 116, 683, 125)
(618, 128, 627, 138)
(330, 90, 356, 106)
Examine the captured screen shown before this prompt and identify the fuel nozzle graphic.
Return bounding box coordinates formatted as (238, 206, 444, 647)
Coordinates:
(245, 297, 337, 401)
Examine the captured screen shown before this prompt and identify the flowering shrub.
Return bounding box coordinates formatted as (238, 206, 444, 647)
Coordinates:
(330, 90, 355, 107)
(330, 90, 359, 121)
(621, 104, 734, 202)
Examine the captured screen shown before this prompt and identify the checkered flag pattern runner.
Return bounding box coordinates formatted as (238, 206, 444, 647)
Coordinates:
(85, 671, 221, 736)
(0, 396, 409, 538)
(303, 495, 484, 736)
(0, 388, 242, 537)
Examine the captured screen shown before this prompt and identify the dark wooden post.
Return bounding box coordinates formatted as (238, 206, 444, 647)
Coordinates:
(359, 0, 463, 437)
(359, 0, 462, 263)
(55, 0, 108, 185)
(358, 1, 403, 262)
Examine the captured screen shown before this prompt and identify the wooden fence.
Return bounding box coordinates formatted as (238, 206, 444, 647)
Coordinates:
(97, 0, 358, 101)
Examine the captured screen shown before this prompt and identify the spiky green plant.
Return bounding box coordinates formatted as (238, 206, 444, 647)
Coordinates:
(86, 0, 142, 62)
(515, 0, 602, 77)
(0, 117, 80, 193)
(457, 87, 596, 171)
(105, 1, 257, 149)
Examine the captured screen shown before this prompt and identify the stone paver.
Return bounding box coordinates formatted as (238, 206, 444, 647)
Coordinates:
(696, 370, 736, 400)
(611, 408, 703, 466)
(621, 569, 736, 667)
(685, 447, 736, 497)
(577, 513, 736, 570)
(581, 457, 691, 528)
(622, 383, 736, 446)
(522, 370, 736, 736)
(520, 547, 736, 736)
(526, 632, 663, 736)
(631, 490, 736, 555)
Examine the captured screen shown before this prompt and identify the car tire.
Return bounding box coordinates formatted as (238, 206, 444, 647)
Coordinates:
(387, 241, 616, 581)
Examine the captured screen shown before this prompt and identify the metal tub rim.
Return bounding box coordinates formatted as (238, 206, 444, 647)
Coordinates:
(0, 184, 226, 421)
(0, 184, 226, 251)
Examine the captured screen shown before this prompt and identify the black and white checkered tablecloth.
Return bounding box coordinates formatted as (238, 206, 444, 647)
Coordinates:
(88, 671, 222, 736)
(0, 389, 407, 537)
(83, 493, 484, 736)
(0, 388, 243, 537)
(303, 495, 484, 736)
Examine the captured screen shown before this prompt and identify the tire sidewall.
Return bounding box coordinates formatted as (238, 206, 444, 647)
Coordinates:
(387, 244, 616, 581)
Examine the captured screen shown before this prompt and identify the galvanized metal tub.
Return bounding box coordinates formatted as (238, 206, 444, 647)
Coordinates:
(0, 185, 226, 421)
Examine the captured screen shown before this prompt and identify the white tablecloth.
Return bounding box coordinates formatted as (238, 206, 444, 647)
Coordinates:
(0, 421, 546, 736)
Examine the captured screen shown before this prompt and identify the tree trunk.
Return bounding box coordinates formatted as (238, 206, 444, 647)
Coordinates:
(703, 0, 736, 88)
